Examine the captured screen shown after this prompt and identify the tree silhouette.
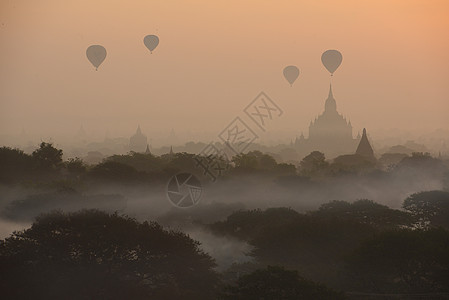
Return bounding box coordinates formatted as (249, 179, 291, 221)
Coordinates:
(315, 199, 414, 230)
(108, 152, 163, 172)
(210, 206, 377, 286)
(330, 154, 376, 174)
(345, 228, 449, 293)
(32, 142, 63, 170)
(0, 210, 219, 299)
(88, 161, 148, 183)
(403, 190, 449, 229)
(299, 151, 329, 177)
(0, 146, 34, 183)
(220, 266, 345, 300)
(232, 151, 277, 172)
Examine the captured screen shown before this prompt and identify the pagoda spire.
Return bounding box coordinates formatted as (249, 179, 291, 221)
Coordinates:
(328, 83, 334, 99)
(356, 128, 375, 159)
(136, 125, 142, 135)
(325, 84, 337, 112)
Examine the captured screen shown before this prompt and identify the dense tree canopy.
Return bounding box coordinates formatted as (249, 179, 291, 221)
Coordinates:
(0, 210, 218, 300)
(299, 151, 329, 177)
(330, 154, 376, 174)
(32, 142, 63, 170)
(315, 199, 414, 229)
(0, 146, 34, 182)
(232, 150, 278, 172)
(220, 266, 346, 300)
(208, 202, 449, 291)
(403, 190, 449, 229)
(88, 160, 149, 183)
(209, 206, 377, 285)
(345, 228, 449, 293)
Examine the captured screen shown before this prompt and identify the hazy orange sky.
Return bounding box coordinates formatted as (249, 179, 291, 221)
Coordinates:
(1, 0, 448, 143)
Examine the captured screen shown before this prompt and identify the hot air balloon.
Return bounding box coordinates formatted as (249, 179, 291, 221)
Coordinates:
(283, 66, 300, 86)
(321, 50, 342, 76)
(86, 45, 107, 71)
(144, 35, 159, 53)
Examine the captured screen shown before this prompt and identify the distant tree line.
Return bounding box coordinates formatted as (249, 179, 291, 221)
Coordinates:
(1, 143, 448, 189)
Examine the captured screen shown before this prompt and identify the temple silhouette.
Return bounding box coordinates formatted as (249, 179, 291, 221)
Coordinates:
(356, 128, 375, 160)
(129, 125, 148, 152)
(293, 85, 364, 158)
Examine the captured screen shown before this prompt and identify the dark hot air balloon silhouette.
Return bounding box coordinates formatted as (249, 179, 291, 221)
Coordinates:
(283, 66, 300, 86)
(144, 35, 159, 54)
(321, 50, 342, 76)
(86, 45, 107, 71)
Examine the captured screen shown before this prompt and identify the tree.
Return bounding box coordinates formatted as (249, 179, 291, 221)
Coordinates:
(220, 266, 346, 300)
(167, 152, 210, 176)
(0, 210, 219, 299)
(330, 154, 376, 175)
(108, 152, 163, 172)
(232, 153, 258, 170)
(345, 228, 449, 293)
(0, 146, 34, 183)
(65, 157, 87, 178)
(379, 153, 408, 169)
(299, 151, 329, 177)
(232, 151, 277, 172)
(395, 152, 446, 174)
(403, 190, 449, 229)
(209, 207, 376, 286)
(32, 142, 63, 170)
(209, 207, 301, 241)
(315, 199, 414, 230)
(248, 213, 375, 286)
(88, 161, 147, 183)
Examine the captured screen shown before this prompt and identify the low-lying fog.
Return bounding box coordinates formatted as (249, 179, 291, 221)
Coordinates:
(0, 161, 445, 270)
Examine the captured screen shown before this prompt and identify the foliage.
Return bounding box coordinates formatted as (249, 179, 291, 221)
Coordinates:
(403, 190, 449, 229)
(65, 157, 87, 174)
(330, 154, 376, 175)
(32, 142, 63, 170)
(396, 152, 446, 174)
(0, 146, 35, 183)
(249, 212, 375, 285)
(88, 161, 148, 183)
(0, 210, 218, 300)
(299, 151, 329, 177)
(210, 207, 302, 241)
(232, 150, 277, 172)
(209, 203, 421, 287)
(108, 152, 163, 172)
(315, 199, 414, 229)
(379, 152, 409, 169)
(220, 266, 346, 300)
(344, 228, 449, 293)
